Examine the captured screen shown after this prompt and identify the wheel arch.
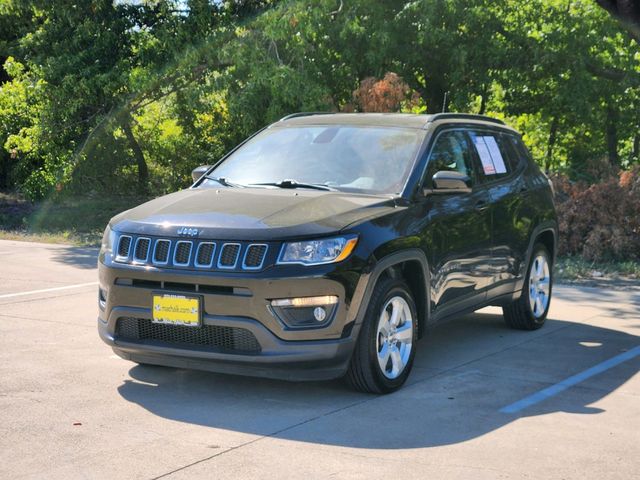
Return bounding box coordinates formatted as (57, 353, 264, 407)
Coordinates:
(347, 249, 430, 339)
(513, 222, 558, 295)
(534, 229, 556, 264)
(527, 223, 558, 266)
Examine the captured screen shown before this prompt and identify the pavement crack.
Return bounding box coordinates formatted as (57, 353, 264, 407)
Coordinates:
(149, 397, 375, 480)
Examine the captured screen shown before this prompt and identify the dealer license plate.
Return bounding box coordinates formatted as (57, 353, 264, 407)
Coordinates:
(152, 294, 201, 327)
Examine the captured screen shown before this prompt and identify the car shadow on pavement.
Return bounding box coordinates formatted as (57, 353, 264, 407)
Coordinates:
(51, 246, 99, 270)
(117, 313, 639, 449)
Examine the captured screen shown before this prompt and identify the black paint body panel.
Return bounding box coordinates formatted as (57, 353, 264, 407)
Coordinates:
(97, 114, 558, 381)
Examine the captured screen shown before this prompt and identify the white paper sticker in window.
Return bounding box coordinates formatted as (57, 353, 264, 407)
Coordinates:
(473, 137, 495, 175)
(483, 136, 507, 174)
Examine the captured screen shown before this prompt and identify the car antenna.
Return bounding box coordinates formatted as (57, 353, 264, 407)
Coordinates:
(441, 91, 449, 113)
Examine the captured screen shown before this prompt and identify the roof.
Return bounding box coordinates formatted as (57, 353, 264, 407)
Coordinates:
(274, 112, 516, 132)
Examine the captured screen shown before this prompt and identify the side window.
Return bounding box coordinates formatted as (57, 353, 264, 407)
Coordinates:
(424, 130, 474, 188)
(507, 135, 533, 170)
(469, 131, 512, 180)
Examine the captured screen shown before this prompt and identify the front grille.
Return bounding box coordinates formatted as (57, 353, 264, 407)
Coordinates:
(174, 241, 192, 266)
(113, 234, 271, 271)
(244, 244, 267, 268)
(195, 242, 215, 267)
(219, 243, 240, 268)
(116, 317, 261, 354)
(133, 238, 151, 262)
(153, 239, 170, 264)
(117, 235, 132, 258)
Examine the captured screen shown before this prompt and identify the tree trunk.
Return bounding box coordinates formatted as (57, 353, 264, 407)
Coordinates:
(423, 73, 448, 113)
(121, 113, 149, 191)
(606, 102, 619, 167)
(545, 115, 559, 171)
(425, 88, 447, 113)
(595, 0, 640, 43)
(478, 83, 488, 115)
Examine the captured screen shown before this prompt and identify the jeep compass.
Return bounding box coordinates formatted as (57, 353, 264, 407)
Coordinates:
(98, 112, 557, 393)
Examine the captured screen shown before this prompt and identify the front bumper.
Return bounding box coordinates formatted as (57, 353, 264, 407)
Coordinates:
(98, 256, 369, 381)
(98, 310, 356, 381)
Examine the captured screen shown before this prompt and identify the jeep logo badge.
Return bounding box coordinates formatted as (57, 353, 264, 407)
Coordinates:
(177, 227, 200, 237)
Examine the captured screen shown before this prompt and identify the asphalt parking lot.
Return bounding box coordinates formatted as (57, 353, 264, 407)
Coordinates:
(1, 239, 638, 479)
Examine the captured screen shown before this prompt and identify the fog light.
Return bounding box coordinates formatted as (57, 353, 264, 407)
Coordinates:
(313, 306, 326, 322)
(268, 296, 338, 329)
(270, 295, 338, 307)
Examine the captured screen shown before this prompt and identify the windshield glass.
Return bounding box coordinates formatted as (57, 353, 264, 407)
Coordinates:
(202, 125, 426, 195)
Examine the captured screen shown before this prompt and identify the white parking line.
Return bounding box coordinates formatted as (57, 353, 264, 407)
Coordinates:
(500, 345, 640, 414)
(0, 282, 98, 299)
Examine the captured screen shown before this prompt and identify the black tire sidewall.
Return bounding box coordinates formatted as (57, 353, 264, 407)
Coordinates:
(365, 280, 418, 392)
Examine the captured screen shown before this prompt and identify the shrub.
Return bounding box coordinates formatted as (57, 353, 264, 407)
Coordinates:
(552, 168, 640, 261)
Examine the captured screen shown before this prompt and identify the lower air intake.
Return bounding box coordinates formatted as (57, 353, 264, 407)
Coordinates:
(116, 318, 261, 354)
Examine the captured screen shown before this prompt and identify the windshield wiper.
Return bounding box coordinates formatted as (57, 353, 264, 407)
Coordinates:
(249, 179, 336, 191)
(204, 176, 245, 188)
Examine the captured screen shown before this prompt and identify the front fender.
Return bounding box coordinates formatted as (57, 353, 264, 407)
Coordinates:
(347, 247, 430, 340)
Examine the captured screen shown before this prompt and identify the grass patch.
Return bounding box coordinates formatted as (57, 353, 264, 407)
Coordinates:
(0, 191, 148, 246)
(555, 256, 640, 283)
(2, 191, 639, 284)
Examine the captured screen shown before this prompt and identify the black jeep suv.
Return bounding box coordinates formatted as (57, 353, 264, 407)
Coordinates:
(98, 112, 557, 393)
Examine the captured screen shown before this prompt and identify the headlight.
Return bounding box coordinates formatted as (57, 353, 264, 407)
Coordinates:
(100, 225, 116, 255)
(278, 235, 358, 266)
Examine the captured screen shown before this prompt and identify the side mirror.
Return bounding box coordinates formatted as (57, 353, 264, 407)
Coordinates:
(192, 165, 211, 183)
(423, 171, 472, 195)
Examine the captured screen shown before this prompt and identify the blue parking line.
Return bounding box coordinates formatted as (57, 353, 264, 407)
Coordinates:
(500, 345, 640, 414)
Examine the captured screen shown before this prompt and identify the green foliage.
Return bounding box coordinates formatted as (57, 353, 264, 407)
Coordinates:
(0, 0, 639, 201)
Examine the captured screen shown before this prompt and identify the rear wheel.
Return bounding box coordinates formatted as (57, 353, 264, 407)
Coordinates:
(346, 278, 418, 393)
(503, 243, 552, 330)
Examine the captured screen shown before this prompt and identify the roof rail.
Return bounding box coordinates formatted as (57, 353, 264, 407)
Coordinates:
(427, 113, 505, 126)
(279, 112, 332, 122)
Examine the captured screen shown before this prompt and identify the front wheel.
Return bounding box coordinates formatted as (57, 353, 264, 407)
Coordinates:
(346, 278, 418, 393)
(503, 243, 553, 330)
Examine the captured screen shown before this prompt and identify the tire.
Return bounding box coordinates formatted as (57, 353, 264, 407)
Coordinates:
(503, 243, 553, 330)
(346, 277, 418, 394)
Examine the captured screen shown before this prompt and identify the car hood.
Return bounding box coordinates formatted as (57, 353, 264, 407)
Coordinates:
(111, 187, 400, 240)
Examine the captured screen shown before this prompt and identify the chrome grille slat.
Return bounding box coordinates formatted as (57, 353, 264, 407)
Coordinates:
(173, 241, 193, 266)
(218, 243, 241, 269)
(133, 237, 151, 263)
(116, 235, 132, 260)
(243, 244, 268, 269)
(152, 239, 171, 265)
(195, 242, 216, 268)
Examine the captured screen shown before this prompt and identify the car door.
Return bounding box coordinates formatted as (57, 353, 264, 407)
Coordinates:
(467, 129, 531, 296)
(417, 129, 492, 319)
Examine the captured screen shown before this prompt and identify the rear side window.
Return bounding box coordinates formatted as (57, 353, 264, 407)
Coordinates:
(468, 131, 513, 180)
(424, 130, 475, 188)
(506, 135, 532, 169)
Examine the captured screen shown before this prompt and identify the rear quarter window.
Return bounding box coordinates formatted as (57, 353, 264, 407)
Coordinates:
(507, 135, 535, 170)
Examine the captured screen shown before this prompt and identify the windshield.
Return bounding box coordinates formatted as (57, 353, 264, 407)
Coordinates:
(202, 125, 426, 195)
